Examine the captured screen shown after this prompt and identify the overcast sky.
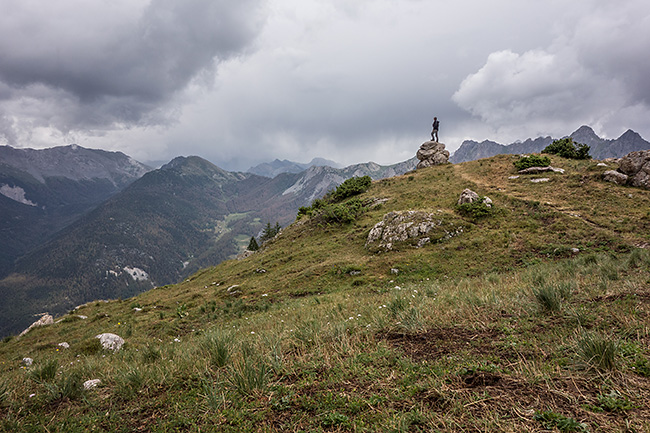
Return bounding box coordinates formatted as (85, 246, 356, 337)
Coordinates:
(1, 0, 649, 170)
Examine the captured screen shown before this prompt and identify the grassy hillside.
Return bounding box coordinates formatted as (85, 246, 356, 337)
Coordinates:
(1, 155, 649, 432)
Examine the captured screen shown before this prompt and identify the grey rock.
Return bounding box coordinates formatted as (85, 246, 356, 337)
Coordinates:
(22, 357, 33, 367)
(416, 141, 449, 169)
(457, 189, 479, 205)
(530, 178, 550, 183)
(19, 314, 54, 337)
(84, 379, 102, 390)
(618, 150, 650, 189)
(95, 333, 125, 351)
(602, 170, 629, 185)
(366, 210, 463, 252)
(518, 166, 565, 174)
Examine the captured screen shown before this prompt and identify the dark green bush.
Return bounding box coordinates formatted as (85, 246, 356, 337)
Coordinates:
(456, 198, 494, 219)
(321, 198, 364, 223)
(259, 222, 281, 243)
(514, 155, 551, 170)
(542, 138, 591, 159)
(297, 176, 371, 221)
(328, 176, 372, 202)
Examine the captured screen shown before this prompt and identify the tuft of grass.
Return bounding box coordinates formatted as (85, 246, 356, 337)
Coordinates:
(533, 282, 573, 312)
(533, 285, 562, 312)
(200, 331, 231, 368)
(76, 337, 102, 355)
(115, 367, 146, 400)
(140, 344, 162, 364)
(44, 370, 84, 403)
(227, 356, 270, 397)
(576, 331, 620, 371)
(28, 358, 58, 383)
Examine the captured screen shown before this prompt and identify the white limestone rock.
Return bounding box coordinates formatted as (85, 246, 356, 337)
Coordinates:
(95, 333, 125, 351)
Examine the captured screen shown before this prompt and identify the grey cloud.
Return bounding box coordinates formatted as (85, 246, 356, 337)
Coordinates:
(0, 0, 264, 139)
(452, 2, 650, 141)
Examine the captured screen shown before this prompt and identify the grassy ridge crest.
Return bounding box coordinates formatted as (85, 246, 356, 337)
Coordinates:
(1, 154, 650, 432)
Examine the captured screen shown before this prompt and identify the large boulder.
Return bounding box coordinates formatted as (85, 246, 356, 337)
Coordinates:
(618, 150, 650, 189)
(365, 210, 464, 252)
(416, 141, 450, 169)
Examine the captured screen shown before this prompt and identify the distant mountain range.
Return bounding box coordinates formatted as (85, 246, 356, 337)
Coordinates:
(450, 126, 650, 163)
(0, 145, 151, 277)
(246, 157, 341, 178)
(0, 146, 416, 337)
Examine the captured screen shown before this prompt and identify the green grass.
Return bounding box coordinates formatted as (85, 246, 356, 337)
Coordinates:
(2, 155, 650, 431)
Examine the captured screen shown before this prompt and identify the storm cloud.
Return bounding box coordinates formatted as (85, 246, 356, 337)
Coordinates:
(1, 0, 649, 169)
(0, 0, 264, 142)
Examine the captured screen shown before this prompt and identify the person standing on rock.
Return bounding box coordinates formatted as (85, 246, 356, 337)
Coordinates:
(431, 117, 439, 142)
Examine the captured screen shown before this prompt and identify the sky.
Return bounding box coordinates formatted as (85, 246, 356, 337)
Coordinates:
(0, 0, 649, 171)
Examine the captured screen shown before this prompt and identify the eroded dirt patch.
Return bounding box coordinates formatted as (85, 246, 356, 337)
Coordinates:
(380, 326, 502, 361)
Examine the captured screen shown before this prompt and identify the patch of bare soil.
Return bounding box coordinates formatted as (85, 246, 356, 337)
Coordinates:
(381, 326, 650, 431)
(380, 326, 502, 361)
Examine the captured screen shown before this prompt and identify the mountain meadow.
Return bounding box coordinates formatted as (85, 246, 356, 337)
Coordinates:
(1, 154, 649, 432)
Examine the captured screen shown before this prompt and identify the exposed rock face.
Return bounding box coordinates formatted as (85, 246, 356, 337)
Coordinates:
(416, 141, 450, 169)
(618, 150, 650, 189)
(365, 210, 464, 252)
(19, 314, 54, 337)
(95, 333, 125, 351)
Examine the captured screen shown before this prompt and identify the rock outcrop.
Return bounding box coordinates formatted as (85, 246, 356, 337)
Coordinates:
(602, 150, 650, 189)
(416, 141, 449, 169)
(618, 150, 650, 189)
(19, 314, 54, 337)
(365, 210, 464, 252)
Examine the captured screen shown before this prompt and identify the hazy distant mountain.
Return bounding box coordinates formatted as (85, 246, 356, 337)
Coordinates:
(0, 154, 416, 337)
(0, 145, 151, 277)
(247, 157, 341, 178)
(450, 126, 650, 163)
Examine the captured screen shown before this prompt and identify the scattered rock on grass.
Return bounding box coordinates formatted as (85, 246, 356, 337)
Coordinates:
(457, 189, 492, 207)
(95, 333, 125, 351)
(602, 170, 628, 185)
(84, 379, 101, 390)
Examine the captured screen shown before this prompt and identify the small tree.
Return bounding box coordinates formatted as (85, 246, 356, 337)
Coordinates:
(247, 236, 259, 251)
(259, 222, 281, 243)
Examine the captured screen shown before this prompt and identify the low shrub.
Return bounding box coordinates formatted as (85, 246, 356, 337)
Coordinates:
(321, 198, 364, 224)
(542, 138, 591, 159)
(328, 175, 372, 202)
(297, 176, 371, 220)
(456, 198, 494, 219)
(514, 155, 551, 170)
